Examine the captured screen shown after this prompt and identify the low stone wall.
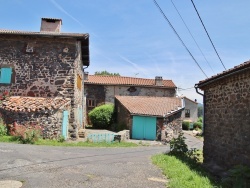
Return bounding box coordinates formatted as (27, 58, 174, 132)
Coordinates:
(0, 109, 68, 139)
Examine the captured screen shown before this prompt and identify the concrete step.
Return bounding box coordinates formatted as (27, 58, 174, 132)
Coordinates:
(78, 129, 85, 138)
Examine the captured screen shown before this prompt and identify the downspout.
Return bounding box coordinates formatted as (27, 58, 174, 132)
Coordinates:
(194, 84, 204, 134)
(82, 66, 89, 128)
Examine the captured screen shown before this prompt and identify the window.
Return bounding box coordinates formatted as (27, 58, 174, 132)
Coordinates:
(0, 68, 12, 84)
(185, 109, 190, 118)
(87, 99, 96, 107)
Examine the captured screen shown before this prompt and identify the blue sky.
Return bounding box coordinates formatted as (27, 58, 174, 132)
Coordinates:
(1, 0, 250, 103)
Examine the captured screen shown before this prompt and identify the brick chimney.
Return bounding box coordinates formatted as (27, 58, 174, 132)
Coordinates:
(155, 76, 163, 86)
(84, 72, 89, 81)
(40, 18, 62, 33)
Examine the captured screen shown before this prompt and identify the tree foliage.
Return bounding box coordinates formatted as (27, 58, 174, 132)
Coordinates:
(198, 106, 203, 117)
(94, 70, 120, 76)
(88, 104, 114, 129)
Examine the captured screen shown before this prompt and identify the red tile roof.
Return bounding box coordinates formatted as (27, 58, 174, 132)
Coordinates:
(0, 96, 71, 112)
(85, 75, 176, 88)
(115, 96, 183, 117)
(197, 60, 250, 88)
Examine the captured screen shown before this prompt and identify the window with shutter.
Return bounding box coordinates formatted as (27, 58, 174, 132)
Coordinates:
(0, 68, 12, 84)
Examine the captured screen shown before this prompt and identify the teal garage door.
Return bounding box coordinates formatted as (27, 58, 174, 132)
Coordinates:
(132, 116, 156, 140)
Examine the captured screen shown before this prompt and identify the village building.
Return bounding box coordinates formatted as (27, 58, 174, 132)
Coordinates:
(115, 96, 184, 140)
(84, 74, 177, 112)
(181, 97, 198, 124)
(0, 18, 90, 139)
(195, 60, 250, 176)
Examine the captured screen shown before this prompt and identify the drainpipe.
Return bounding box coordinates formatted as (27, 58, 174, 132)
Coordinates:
(82, 66, 89, 128)
(194, 84, 204, 134)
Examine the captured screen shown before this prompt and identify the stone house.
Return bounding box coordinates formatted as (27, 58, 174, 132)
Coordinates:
(0, 18, 90, 139)
(195, 60, 250, 175)
(181, 97, 198, 123)
(84, 74, 177, 121)
(115, 96, 184, 140)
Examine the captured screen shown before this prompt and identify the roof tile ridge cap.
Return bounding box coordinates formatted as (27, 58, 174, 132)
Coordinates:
(2, 29, 40, 33)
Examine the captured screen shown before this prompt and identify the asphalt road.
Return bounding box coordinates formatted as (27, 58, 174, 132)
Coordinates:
(0, 143, 168, 188)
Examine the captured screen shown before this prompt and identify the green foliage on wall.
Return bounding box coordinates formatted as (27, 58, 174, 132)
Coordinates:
(88, 104, 114, 129)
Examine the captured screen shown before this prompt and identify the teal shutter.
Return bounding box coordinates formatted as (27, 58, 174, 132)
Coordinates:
(0, 68, 12, 84)
(62, 111, 69, 139)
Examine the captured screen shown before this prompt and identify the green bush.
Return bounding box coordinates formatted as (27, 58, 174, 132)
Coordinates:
(170, 132, 188, 154)
(0, 116, 7, 136)
(88, 104, 114, 129)
(194, 122, 202, 129)
(198, 117, 203, 123)
(0, 124, 7, 136)
(182, 121, 190, 130)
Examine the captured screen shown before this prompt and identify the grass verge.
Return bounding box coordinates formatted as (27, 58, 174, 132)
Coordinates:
(0, 136, 138, 147)
(0, 135, 19, 143)
(152, 153, 221, 188)
(35, 139, 138, 147)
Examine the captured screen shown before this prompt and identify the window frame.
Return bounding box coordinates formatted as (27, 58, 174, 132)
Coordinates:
(185, 109, 190, 118)
(87, 99, 96, 107)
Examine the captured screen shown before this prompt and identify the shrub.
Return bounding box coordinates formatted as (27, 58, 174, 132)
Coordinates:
(88, 104, 114, 129)
(169, 132, 203, 164)
(170, 132, 188, 155)
(10, 123, 42, 144)
(193, 122, 202, 129)
(57, 135, 65, 143)
(0, 117, 7, 136)
(182, 121, 190, 130)
(0, 124, 7, 136)
(198, 117, 203, 123)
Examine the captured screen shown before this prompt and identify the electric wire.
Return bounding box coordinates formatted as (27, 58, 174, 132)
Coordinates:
(190, 0, 227, 70)
(178, 87, 194, 91)
(153, 0, 208, 78)
(171, 0, 215, 74)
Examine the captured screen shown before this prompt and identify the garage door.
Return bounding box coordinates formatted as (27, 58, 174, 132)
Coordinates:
(132, 116, 156, 140)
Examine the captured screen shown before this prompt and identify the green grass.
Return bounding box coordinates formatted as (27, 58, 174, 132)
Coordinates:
(35, 139, 138, 147)
(152, 153, 221, 188)
(0, 135, 138, 147)
(0, 135, 19, 143)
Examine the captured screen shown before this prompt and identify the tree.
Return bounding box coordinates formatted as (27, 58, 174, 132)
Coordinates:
(94, 70, 120, 76)
(88, 104, 114, 129)
(198, 105, 203, 117)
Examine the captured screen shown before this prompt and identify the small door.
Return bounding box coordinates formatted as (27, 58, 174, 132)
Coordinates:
(132, 116, 156, 140)
(62, 111, 69, 139)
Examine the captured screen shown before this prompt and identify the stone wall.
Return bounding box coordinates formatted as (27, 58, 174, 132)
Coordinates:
(85, 85, 106, 112)
(105, 85, 176, 103)
(202, 70, 250, 174)
(0, 105, 70, 139)
(85, 84, 176, 112)
(0, 35, 84, 138)
(115, 99, 131, 131)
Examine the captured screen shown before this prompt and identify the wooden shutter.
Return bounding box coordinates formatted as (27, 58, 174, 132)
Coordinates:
(77, 74, 82, 90)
